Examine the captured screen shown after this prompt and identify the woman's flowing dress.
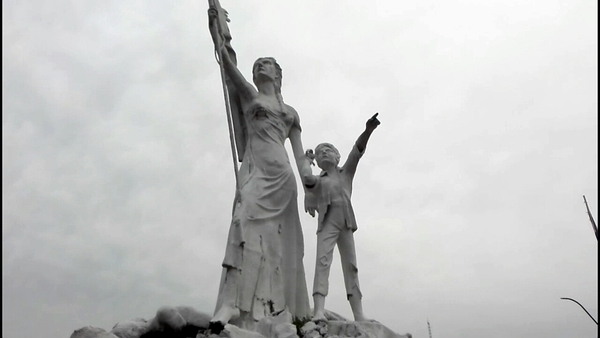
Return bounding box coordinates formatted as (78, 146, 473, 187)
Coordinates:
(214, 102, 310, 322)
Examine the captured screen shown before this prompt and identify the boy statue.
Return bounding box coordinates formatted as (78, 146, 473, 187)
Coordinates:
(304, 113, 380, 322)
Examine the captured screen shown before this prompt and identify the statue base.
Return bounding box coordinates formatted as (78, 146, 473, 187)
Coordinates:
(300, 320, 412, 338)
(70, 305, 412, 338)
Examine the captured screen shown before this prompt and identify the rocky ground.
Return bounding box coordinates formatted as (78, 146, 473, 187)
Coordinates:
(69, 306, 411, 338)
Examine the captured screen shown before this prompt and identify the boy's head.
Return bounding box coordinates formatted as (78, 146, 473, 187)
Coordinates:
(314, 143, 341, 169)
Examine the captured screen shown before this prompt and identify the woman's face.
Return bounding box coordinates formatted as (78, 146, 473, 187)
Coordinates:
(253, 58, 278, 83)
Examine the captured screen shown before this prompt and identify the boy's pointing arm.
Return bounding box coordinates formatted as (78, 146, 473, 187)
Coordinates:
(355, 113, 380, 153)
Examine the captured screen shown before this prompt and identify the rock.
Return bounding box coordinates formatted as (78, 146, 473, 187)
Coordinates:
(111, 306, 211, 338)
(70, 326, 119, 338)
(299, 321, 317, 336)
(155, 306, 186, 331)
(174, 306, 211, 328)
(316, 322, 328, 336)
(303, 331, 321, 338)
(324, 309, 347, 321)
(111, 318, 150, 338)
(255, 309, 298, 338)
(222, 324, 267, 338)
(275, 322, 298, 338)
(326, 321, 411, 338)
(299, 320, 326, 338)
(194, 333, 221, 338)
(77, 305, 411, 338)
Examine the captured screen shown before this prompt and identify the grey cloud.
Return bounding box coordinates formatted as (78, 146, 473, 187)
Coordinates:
(2, 1, 597, 338)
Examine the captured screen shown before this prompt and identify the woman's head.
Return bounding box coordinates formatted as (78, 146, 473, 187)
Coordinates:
(252, 57, 283, 92)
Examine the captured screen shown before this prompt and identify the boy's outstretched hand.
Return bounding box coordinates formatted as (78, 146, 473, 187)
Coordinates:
(366, 113, 381, 131)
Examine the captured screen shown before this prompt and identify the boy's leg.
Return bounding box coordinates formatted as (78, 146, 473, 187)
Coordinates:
(337, 230, 370, 322)
(313, 224, 340, 321)
(312, 293, 326, 321)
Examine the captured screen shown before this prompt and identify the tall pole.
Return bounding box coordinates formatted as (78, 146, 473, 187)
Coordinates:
(214, 42, 240, 187)
(583, 195, 598, 240)
(208, 0, 239, 189)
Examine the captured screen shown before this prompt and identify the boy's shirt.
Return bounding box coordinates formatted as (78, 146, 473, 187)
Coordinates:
(305, 144, 365, 233)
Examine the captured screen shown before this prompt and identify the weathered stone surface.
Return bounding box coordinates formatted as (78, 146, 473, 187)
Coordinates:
(174, 306, 211, 327)
(255, 310, 298, 338)
(75, 315, 412, 338)
(300, 320, 410, 338)
(76, 306, 411, 338)
(222, 324, 267, 338)
(327, 321, 411, 338)
(302, 331, 321, 338)
(315, 321, 328, 336)
(299, 321, 317, 336)
(111, 318, 149, 338)
(324, 309, 347, 321)
(110, 306, 211, 338)
(155, 306, 186, 330)
(70, 326, 119, 338)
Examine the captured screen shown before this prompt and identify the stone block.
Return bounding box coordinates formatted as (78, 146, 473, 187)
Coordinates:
(71, 326, 119, 338)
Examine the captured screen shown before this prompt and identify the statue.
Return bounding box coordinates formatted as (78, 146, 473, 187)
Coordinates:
(304, 113, 381, 322)
(207, 1, 312, 330)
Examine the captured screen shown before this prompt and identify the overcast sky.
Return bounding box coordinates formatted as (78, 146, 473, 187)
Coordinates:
(2, 1, 598, 337)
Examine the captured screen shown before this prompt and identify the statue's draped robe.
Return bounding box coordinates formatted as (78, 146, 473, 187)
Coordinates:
(214, 102, 311, 322)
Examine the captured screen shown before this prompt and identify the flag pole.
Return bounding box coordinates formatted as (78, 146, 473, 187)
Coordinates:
(208, 0, 239, 189)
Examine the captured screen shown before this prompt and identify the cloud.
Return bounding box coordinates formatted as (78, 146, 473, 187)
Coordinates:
(2, 1, 597, 337)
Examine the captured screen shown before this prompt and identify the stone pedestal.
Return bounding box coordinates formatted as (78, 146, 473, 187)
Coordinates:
(72, 306, 411, 338)
(70, 326, 119, 338)
(300, 320, 412, 338)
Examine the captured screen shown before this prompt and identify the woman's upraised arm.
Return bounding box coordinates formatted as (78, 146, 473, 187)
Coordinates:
(219, 49, 257, 102)
(208, 8, 257, 102)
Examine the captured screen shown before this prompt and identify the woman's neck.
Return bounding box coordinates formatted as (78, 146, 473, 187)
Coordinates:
(256, 82, 277, 96)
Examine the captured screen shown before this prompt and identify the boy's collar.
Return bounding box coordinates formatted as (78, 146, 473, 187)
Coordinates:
(319, 166, 342, 177)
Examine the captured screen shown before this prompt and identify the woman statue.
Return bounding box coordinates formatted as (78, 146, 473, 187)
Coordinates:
(207, 6, 312, 329)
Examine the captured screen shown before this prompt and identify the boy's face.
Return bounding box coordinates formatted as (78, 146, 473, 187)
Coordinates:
(315, 144, 340, 169)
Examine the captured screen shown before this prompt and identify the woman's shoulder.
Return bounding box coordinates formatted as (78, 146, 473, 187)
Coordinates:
(284, 104, 301, 127)
(284, 103, 298, 114)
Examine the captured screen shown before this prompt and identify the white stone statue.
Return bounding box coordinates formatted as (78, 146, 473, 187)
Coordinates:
(304, 113, 381, 322)
(208, 1, 312, 330)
